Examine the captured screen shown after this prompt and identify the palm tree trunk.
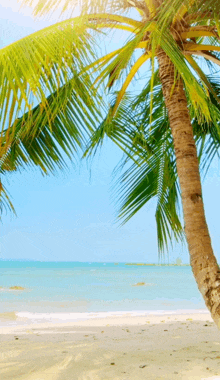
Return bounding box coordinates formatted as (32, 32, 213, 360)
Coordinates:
(157, 50, 220, 328)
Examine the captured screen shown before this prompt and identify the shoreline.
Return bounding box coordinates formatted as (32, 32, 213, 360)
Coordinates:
(1, 311, 220, 379)
(0, 309, 212, 333)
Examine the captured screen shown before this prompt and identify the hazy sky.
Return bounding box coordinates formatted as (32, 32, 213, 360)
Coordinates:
(0, 0, 220, 264)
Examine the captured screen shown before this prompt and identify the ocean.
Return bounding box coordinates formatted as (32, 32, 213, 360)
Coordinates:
(0, 261, 206, 322)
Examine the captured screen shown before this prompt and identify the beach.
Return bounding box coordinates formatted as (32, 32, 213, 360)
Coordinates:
(1, 312, 220, 380)
(1, 262, 219, 378)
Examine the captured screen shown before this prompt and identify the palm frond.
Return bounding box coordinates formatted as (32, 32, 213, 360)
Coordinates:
(113, 82, 183, 253)
(0, 16, 99, 147)
(192, 75, 220, 177)
(2, 70, 103, 175)
(0, 181, 16, 216)
(85, 74, 184, 252)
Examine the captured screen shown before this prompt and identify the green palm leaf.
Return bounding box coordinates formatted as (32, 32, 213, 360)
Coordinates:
(0, 17, 103, 214)
(3, 75, 101, 175)
(0, 17, 99, 143)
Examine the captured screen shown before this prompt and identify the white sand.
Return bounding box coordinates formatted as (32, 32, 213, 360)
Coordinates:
(1, 312, 220, 379)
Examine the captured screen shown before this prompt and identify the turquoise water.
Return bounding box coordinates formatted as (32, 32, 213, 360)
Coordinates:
(0, 261, 205, 314)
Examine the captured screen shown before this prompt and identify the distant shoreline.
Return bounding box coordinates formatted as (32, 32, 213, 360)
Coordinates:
(124, 263, 190, 266)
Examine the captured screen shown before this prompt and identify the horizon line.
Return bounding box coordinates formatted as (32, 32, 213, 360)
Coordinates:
(0, 259, 190, 265)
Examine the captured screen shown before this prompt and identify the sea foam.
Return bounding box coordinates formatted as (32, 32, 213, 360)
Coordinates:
(15, 309, 209, 323)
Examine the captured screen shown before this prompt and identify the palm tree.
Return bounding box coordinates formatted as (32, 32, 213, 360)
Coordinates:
(16, 0, 220, 327)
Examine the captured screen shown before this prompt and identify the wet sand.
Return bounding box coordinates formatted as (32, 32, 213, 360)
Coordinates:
(1, 313, 220, 379)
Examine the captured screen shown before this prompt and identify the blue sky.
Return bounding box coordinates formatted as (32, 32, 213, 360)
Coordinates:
(0, 0, 220, 264)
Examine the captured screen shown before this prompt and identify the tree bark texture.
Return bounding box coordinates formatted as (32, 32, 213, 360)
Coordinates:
(157, 49, 220, 327)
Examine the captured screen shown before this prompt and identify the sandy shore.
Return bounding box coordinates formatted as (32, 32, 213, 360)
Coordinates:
(1, 312, 220, 379)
